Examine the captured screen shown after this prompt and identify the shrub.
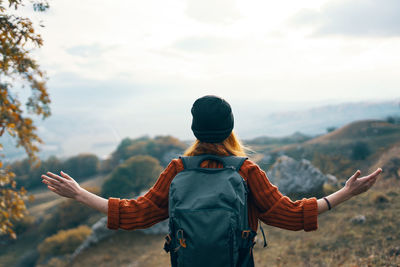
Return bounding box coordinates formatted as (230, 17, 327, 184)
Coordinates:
(101, 155, 163, 198)
(351, 141, 370, 160)
(12, 156, 63, 189)
(110, 136, 187, 168)
(37, 225, 91, 261)
(12, 154, 98, 190)
(62, 154, 99, 180)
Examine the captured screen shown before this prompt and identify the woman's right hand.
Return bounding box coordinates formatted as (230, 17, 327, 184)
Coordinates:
(41, 171, 83, 200)
(344, 168, 382, 197)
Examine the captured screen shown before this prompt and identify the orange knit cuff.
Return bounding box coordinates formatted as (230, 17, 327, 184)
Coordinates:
(107, 197, 120, 230)
(303, 197, 318, 231)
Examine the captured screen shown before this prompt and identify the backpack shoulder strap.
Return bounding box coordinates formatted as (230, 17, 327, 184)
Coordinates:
(179, 154, 248, 171)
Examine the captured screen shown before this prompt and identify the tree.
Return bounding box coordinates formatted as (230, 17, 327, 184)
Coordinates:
(109, 135, 187, 169)
(101, 155, 163, 198)
(1, 0, 50, 239)
(62, 153, 99, 180)
(11, 155, 62, 190)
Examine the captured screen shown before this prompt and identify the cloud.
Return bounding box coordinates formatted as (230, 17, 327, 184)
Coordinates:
(185, 0, 240, 24)
(65, 44, 113, 58)
(47, 72, 148, 114)
(289, 0, 400, 37)
(171, 36, 237, 53)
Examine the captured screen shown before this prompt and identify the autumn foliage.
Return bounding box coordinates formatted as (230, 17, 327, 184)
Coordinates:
(37, 225, 91, 262)
(1, 0, 50, 238)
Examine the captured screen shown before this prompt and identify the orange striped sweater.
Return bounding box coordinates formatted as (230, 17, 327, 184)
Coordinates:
(107, 158, 318, 232)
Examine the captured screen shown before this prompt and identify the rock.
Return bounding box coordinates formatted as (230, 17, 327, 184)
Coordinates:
(325, 174, 338, 185)
(266, 155, 328, 196)
(351, 215, 366, 224)
(71, 217, 114, 259)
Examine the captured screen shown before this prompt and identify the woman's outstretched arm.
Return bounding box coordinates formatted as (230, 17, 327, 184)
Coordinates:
(42, 159, 182, 230)
(41, 171, 108, 214)
(317, 168, 382, 214)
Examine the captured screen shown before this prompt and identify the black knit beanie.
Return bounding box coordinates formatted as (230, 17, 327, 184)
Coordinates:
(191, 95, 234, 143)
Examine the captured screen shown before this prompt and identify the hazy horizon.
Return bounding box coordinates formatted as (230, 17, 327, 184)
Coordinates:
(2, 97, 399, 162)
(4, 0, 400, 159)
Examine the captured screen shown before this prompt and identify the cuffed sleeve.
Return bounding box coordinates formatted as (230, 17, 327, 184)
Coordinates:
(105, 159, 183, 230)
(302, 197, 318, 231)
(107, 197, 121, 229)
(243, 160, 318, 232)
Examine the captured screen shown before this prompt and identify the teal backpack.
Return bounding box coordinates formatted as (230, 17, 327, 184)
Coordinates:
(164, 154, 266, 267)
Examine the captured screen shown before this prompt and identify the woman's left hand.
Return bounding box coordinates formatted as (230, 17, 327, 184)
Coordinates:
(344, 168, 383, 197)
(41, 171, 83, 199)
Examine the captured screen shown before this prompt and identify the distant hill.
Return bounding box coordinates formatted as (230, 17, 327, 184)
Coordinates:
(306, 120, 400, 144)
(264, 120, 400, 179)
(245, 131, 312, 145)
(242, 99, 400, 137)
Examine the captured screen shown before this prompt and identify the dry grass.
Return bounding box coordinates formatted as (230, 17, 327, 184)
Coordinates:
(2, 179, 399, 267)
(253, 178, 400, 267)
(69, 230, 170, 267)
(2, 120, 399, 266)
(64, 178, 400, 267)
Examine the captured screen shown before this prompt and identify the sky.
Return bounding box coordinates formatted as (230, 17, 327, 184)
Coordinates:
(8, 0, 400, 157)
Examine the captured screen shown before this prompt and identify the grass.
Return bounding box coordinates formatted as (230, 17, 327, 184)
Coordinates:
(253, 178, 400, 267)
(62, 178, 400, 267)
(3, 171, 399, 267)
(69, 230, 169, 267)
(1, 181, 398, 266)
(2, 120, 399, 266)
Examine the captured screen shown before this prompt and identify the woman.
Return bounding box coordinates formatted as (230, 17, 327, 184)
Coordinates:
(41, 95, 382, 264)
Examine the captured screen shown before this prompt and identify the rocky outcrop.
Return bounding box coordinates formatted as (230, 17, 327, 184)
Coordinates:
(325, 174, 338, 185)
(71, 217, 169, 260)
(71, 217, 113, 259)
(266, 155, 331, 197)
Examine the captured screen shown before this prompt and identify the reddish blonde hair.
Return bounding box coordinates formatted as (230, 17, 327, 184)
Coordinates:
(183, 131, 249, 157)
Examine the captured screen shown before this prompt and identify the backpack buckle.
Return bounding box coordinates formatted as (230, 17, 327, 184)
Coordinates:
(241, 230, 250, 239)
(174, 229, 187, 252)
(165, 234, 172, 244)
(163, 234, 172, 253)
